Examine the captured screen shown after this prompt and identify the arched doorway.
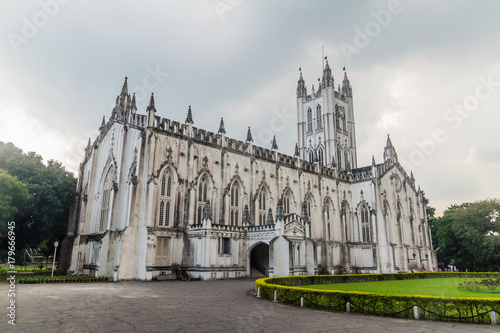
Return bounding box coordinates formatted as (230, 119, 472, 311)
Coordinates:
(250, 243, 269, 277)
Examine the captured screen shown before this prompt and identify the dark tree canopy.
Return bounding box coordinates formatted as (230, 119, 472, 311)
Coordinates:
(0, 142, 77, 261)
(432, 199, 500, 272)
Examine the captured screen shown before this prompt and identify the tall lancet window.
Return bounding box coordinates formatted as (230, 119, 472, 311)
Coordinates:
(283, 190, 292, 215)
(361, 204, 371, 242)
(230, 182, 241, 226)
(318, 148, 324, 166)
(258, 189, 267, 226)
(158, 168, 173, 227)
(197, 175, 209, 223)
(316, 105, 322, 129)
(308, 150, 314, 163)
(325, 200, 333, 240)
(98, 166, 115, 232)
(307, 108, 312, 132)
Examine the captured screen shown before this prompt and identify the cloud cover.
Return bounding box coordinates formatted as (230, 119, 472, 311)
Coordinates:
(1, 0, 499, 216)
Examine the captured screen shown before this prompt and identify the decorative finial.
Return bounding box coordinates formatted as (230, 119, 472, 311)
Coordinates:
(218, 117, 226, 134)
(121, 76, 128, 95)
(147, 93, 155, 111)
(294, 143, 299, 157)
(185, 105, 194, 124)
(271, 135, 278, 150)
(386, 134, 393, 148)
(246, 127, 253, 142)
(131, 93, 136, 109)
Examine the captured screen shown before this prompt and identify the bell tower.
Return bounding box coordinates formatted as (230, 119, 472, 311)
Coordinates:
(296, 60, 357, 170)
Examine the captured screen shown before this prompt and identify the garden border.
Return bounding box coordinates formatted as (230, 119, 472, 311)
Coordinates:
(255, 272, 500, 325)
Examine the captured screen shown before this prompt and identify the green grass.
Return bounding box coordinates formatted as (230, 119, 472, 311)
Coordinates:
(301, 278, 500, 298)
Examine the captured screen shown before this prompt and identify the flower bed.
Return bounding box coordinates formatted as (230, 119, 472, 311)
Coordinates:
(255, 272, 500, 324)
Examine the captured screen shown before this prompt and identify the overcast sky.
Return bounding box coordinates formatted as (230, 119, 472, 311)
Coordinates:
(1, 0, 499, 216)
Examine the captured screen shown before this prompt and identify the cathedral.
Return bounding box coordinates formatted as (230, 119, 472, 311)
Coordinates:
(65, 60, 437, 280)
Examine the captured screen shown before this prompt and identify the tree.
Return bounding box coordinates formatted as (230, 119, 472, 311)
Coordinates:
(0, 142, 77, 262)
(0, 169, 29, 223)
(0, 169, 30, 254)
(433, 199, 500, 272)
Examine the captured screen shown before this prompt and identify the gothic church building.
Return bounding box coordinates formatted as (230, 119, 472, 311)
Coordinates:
(66, 61, 437, 280)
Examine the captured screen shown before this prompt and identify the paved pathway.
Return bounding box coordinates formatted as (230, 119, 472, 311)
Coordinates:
(0, 279, 498, 332)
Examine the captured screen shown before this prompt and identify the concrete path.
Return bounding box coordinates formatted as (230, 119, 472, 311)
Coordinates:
(0, 279, 498, 332)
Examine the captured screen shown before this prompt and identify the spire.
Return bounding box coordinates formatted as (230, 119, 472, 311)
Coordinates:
(297, 67, 306, 98)
(100, 116, 105, 129)
(246, 127, 253, 142)
(218, 117, 226, 134)
(86, 137, 91, 150)
(372, 155, 376, 166)
(342, 71, 352, 97)
(294, 143, 299, 157)
(121, 77, 128, 95)
(131, 93, 136, 111)
(410, 171, 415, 182)
(386, 134, 393, 148)
(322, 59, 333, 88)
(147, 93, 155, 111)
(383, 134, 398, 163)
(185, 105, 194, 124)
(271, 135, 278, 150)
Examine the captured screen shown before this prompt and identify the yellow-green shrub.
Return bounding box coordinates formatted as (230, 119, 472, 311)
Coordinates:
(255, 273, 500, 324)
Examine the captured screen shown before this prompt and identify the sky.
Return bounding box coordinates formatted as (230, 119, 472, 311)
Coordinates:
(1, 0, 499, 216)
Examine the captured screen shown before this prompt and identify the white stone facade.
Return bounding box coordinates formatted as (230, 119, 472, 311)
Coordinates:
(67, 65, 436, 281)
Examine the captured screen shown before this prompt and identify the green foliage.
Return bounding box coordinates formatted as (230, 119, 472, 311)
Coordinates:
(256, 273, 500, 324)
(432, 199, 500, 272)
(0, 142, 77, 262)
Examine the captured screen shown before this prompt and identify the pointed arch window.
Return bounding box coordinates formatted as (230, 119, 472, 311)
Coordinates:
(307, 108, 313, 132)
(230, 182, 241, 226)
(361, 204, 371, 242)
(325, 200, 333, 240)
(283, 191, 292, 215)
(342, 117, 347, 131)
(318, 148, 324, 166)
(304, 195, 313, 224)
(316, 105, 322, 129)
(308, 150, 314, 163)
(98, 166, 115, 232)
(341, 202, 350, 242)
(258, 188, 268, 226)
(337, 148, 342, 169)
(197, 175, 209, 223)
(383, 201, 392, 243)
(158, 168, 174, 227)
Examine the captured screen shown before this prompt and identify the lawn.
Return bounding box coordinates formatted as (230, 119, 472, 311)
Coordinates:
(301, 278, 500, 298)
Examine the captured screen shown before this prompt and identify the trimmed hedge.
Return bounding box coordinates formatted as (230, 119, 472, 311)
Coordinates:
(255, 272, 500, 324)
